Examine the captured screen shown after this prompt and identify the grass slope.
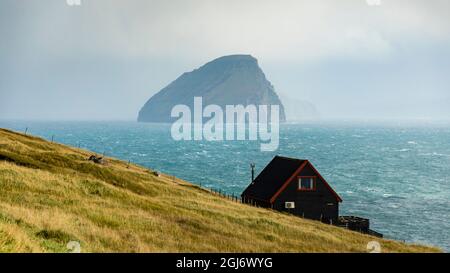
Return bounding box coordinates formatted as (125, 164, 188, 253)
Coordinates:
(0, 128, 439, 253)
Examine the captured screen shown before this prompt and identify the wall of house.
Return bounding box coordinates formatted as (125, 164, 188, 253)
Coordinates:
(272, 164, 339, 223)
(241, 197, 271, 208)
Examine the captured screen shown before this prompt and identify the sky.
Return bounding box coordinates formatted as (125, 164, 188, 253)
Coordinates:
(0, 0, 449, 121)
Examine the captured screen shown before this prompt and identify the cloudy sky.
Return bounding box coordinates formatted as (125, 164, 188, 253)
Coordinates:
(1, 0, 449, 120)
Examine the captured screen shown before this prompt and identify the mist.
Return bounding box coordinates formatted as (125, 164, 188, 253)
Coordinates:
(1, 0, 449, 121)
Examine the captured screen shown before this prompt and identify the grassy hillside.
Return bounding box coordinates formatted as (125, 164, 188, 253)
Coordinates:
(0, 128, 439, 253)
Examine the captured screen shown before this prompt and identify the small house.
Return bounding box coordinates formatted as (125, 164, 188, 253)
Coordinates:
(241, 156, 342, 224)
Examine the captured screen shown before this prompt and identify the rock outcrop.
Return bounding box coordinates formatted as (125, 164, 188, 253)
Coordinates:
(138, 55, 286, 122)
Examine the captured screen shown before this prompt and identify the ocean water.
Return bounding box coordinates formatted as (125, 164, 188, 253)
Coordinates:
(1, 120, 449, 251)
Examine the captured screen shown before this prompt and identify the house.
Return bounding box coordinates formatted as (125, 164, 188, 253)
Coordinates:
(241, 156, 342, 224)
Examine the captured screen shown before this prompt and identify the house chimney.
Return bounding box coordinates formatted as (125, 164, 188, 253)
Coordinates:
(250, 163, 255, 182)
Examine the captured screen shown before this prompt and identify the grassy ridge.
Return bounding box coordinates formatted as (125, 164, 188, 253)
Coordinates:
(0, 128, 439, 253)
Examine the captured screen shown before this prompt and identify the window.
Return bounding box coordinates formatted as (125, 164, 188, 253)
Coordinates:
(298, 177, 315, 191)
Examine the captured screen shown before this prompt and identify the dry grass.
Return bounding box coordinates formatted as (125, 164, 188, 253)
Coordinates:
(0, 128, 440, 253)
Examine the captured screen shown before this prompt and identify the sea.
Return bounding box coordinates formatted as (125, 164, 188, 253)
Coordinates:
(1, 120, 449, 252)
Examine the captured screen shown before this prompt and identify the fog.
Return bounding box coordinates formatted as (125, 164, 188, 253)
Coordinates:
(1, 0, 449, 121)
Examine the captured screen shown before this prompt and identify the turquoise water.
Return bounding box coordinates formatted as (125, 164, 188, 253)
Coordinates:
(1, 120, 449, 251)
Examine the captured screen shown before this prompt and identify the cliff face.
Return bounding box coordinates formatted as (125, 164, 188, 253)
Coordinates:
(138, 55, 286, 122)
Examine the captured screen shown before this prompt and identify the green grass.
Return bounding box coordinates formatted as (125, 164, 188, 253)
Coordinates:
(0, 128, 440, 253)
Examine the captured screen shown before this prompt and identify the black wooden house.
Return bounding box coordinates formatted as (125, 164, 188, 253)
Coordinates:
(242, 156, 342, 224)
